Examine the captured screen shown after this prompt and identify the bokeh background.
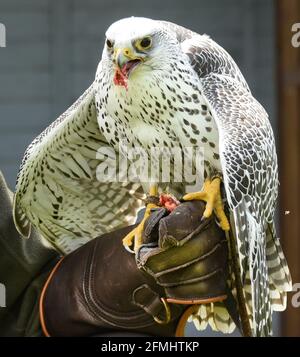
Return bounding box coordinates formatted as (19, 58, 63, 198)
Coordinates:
(0, 0, 299, 336)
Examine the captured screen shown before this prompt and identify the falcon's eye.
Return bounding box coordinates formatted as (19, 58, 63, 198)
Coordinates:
(136, 36, 152, 51)
(106, 39, 114, 49)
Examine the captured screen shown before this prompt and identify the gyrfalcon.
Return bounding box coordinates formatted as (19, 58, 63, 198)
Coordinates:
(13, 17, 292, 336)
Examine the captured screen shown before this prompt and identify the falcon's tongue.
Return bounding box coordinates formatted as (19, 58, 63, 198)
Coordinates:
(113, 60, 141, 89)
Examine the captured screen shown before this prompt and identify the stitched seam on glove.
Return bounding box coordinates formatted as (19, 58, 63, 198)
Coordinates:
(157, 267, 225, 287)
(152, 240, 227, 278)
(82, 239, 154, 329)
(141, 239, 227, 278)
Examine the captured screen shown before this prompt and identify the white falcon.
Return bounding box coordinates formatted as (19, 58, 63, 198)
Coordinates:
(14, 17, 292, 336)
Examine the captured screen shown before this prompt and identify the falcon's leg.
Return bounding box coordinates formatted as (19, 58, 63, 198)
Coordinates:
(183, 177, 230, 231)
(123, 184, 159, 253)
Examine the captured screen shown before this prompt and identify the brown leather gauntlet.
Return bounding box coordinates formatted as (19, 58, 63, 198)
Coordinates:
(39, 201, 229, 337)
(39, 225, 184, 337)
(137, 201, 229, 305)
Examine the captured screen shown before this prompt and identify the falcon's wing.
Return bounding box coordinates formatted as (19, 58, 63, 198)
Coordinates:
(14, 82, 144, 254)
(180, 33, 292, 336)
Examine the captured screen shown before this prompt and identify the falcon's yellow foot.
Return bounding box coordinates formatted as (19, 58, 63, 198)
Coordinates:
(183, 177, 230, 231)
(122, 202, 159, 253)
(123, 184, 160, 253)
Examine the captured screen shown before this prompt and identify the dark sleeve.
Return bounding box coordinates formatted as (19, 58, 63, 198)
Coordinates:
(0, 171, 59, 337)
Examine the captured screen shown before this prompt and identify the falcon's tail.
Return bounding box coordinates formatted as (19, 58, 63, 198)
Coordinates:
(232, 205, 272, 336)
(266, 222, 292, 311)
(233, 209, 292, 336)
(190, 302, 236, 334)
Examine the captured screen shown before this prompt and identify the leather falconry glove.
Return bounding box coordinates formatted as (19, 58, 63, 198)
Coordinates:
(39, 201, 231, 337)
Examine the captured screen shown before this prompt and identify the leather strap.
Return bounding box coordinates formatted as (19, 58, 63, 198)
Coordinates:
(175, 305, 199, 337)
(132, 284, 170, 324)
(39, 258, 64, 337)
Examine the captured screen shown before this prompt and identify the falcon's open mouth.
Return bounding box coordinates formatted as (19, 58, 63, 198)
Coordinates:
(122, 59, 142, 77)
(114, 59, 142, 89)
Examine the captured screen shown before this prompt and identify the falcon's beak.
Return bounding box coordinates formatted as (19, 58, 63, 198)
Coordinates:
(114, 48, 143, 78)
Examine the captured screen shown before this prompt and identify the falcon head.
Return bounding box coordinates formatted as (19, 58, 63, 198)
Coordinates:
(101, 17, 179, 89)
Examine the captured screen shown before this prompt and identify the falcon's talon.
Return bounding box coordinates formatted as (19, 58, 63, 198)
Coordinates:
(122, 202, 159, 253)
(124, 243, 135, 254)
(183, 177, 230, 232)
(122, 231, 136, 249)
(123, 184, 160, 253)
